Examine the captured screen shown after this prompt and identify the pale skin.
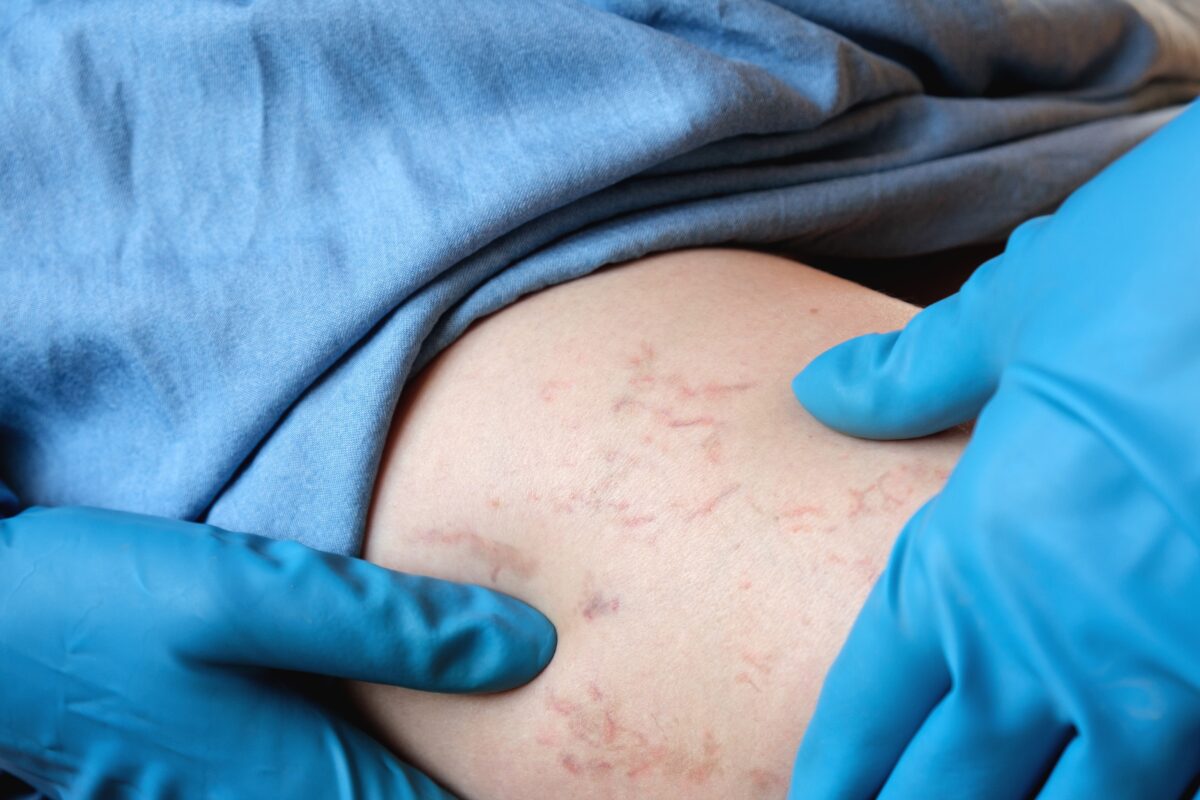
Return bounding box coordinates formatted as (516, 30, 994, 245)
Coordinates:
(348, 247, 969, 799)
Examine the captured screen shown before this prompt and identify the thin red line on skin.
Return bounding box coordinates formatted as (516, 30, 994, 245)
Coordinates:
(541, 686, 725, 783)
(611, 395, 639, 414)
(779, 503, 824, 533)
(780, 504, 823, 519)
(685, 483, 741, 521)
(735, 672, 762, 692)
(846, 465, 929, 517)
(684, 730, 723, 784)
(581, 592, 621, 621)
(662, 412, 716, 428)
(547, 692, 578, 717)
(613, 395, 719, 428)
(601, 710, 620, 745)
(625, 747, 670, 779)
(627, 341, 656, 367)
(578, 571, 623, 622)
(701, 431, 723, 464)
(827, 552, 881, 584)
(666, 375, 757, 401)
(741, 651, 774, 676)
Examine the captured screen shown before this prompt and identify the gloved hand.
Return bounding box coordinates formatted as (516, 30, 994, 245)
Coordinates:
(0, 505, 556, 799)
(788, 98, 1200, 799)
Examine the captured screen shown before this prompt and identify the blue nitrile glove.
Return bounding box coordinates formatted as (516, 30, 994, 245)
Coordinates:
(788, 99, 1200, 800)
(0, 505, 556, 799)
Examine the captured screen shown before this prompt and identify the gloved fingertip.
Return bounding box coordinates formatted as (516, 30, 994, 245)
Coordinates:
(792, 332, 918, 440)
(794, 302, 997, 439)
(473, 593, 557, 692)
(536, 611, 558, 670)
(500, 590, 558, 671)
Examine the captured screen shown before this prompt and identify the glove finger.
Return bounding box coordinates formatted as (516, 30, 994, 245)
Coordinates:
(1036, 722, 1200, 800)
(308, 717, 461, 800)
(792, 252, 1012, 440)
(186, 530, 557, 694)
(877, 677, 1069, 800)
(67, 707, 463, 800)
(365, 759, 458, 800)
(788, 504, 949, 799)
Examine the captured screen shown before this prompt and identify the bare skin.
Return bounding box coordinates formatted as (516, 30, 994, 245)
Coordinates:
(349, 247, 968, 799)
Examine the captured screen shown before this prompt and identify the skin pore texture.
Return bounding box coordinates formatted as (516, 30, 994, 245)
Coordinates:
(349, 247, 969, 799)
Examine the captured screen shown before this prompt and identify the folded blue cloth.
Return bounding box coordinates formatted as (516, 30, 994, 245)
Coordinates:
(2, 0, 1197, 555)
(0, 479, 16, 519)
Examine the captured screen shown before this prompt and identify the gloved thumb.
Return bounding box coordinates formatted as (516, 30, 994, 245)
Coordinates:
(792, 252, 1013, 440)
